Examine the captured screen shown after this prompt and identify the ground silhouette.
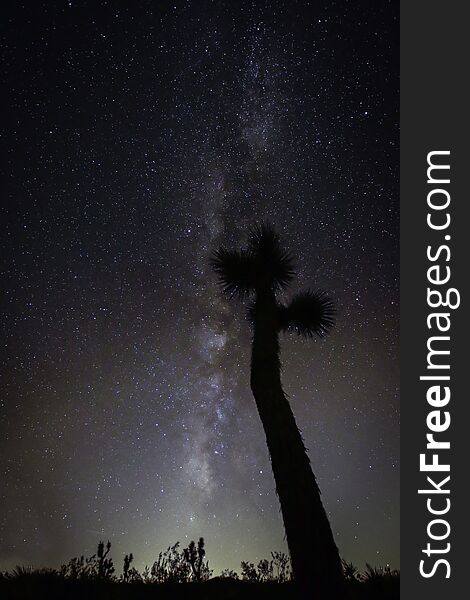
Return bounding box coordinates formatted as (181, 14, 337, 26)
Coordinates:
(0, 540, 399, 599)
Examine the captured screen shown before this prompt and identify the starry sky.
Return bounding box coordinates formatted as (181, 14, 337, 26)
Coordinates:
(1, 0, 399, 575)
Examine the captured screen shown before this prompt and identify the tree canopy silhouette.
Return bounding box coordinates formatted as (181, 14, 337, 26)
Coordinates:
(211, 224, 343, 599)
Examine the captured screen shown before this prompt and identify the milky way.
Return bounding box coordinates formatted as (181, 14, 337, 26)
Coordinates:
(1, 1, 399, 574)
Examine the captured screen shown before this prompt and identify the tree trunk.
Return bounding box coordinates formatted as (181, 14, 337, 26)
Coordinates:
(250, 292, 344, 599)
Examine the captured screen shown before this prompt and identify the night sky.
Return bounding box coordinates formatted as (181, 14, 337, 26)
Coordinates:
(1, 0, 399, 575)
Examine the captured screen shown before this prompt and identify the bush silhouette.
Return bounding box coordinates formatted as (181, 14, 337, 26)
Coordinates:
(122, 553, 141, 583)
(58, 541, 114, 581)
(342, 559, 361, 581)
(182, 538, 212, 582)
(97, 540, 114, 580)
(240, 552, 292, 584)
(0, 538, 399, 599)
(150, 542, 191, 583)
(220, 568, 239, 580)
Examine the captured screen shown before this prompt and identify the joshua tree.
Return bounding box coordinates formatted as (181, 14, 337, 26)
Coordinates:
(183, 537, 209, 582)
(122, 553, 133, 583)
(97, 540, 114, 580)
(211, 224, 343, 598)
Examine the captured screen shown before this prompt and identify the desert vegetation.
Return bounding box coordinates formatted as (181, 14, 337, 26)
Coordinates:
(0, 539, 399, 599)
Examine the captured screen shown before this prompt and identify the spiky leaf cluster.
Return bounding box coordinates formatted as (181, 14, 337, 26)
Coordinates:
(210, 223, 295, 299)
(210, 248, 255, 299)
(279, 290, 335, 338)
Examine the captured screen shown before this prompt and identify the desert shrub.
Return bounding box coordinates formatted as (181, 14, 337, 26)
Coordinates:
(59, 540, 115, 581)
(97, 540, 115, 579)
(59, 555, 95, 580)
(126, 567, 143, 583)
(220, 568, 239, 580)
(7, 566, 59, 580)
(358, 563, 400, 599)
(119, 554, 142, 584)
(256, 559, 273, 582)
(241, 553, 292, 583)
(240, 561, 259, 582)
(10, 566, 34, 578)
(362, 563, 399, 582)
(150, 542, 191, 583)
(271, 551, 291, 583)
(182, 538, 212, 582)
(342, 559, 361, 581)
(141, 564, 152, 583)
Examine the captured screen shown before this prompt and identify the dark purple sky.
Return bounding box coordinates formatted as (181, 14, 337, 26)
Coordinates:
(1, 0, 399, 574)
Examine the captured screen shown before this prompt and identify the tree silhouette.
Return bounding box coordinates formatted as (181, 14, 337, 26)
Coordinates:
(97, 540, 114, 580)
(183, 537, 209, 582)
(122, 553, 133, 583)
(211, 224, 344, 598)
